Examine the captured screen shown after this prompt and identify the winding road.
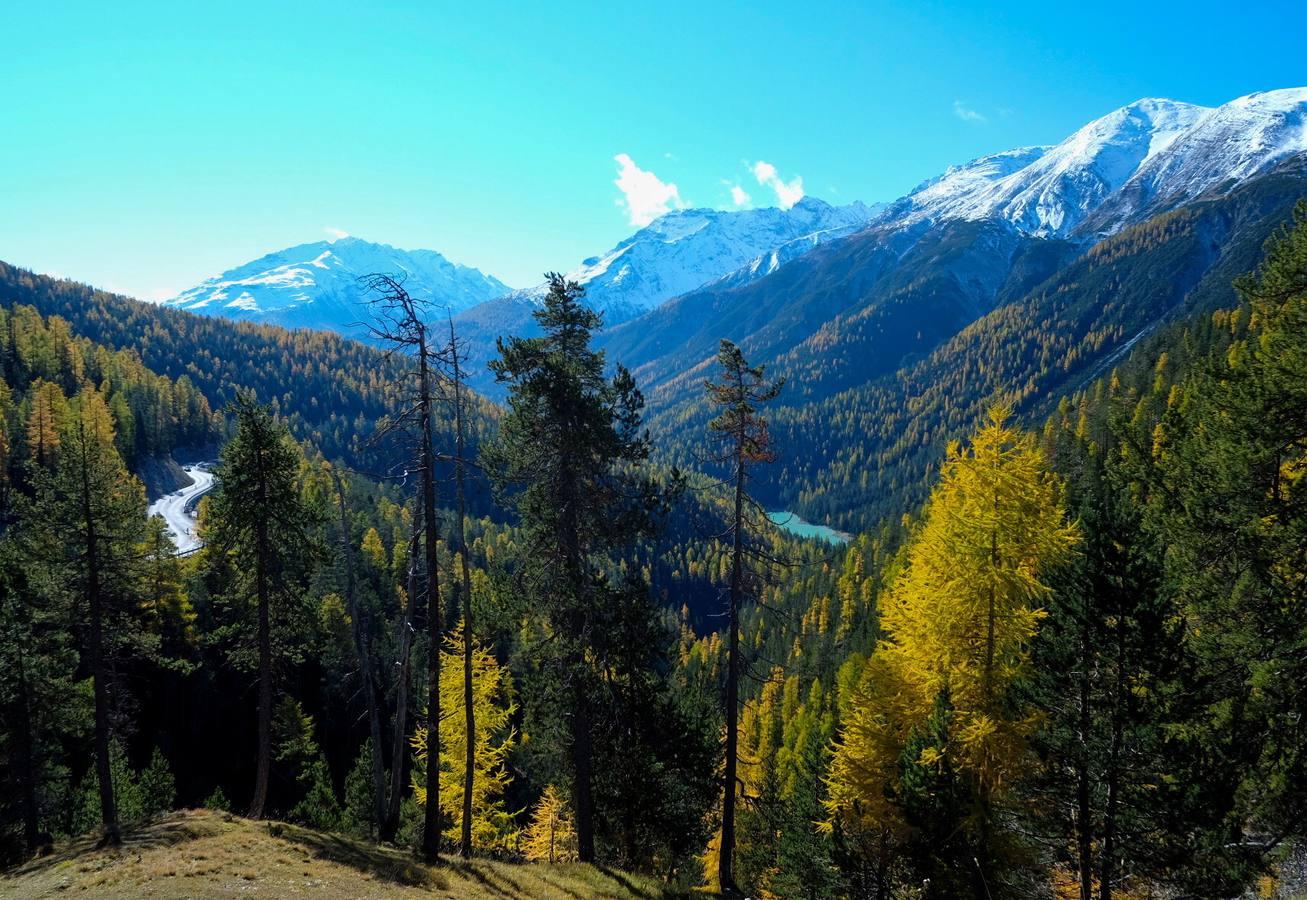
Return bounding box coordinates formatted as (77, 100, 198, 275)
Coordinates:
(146, 463, 216, 554)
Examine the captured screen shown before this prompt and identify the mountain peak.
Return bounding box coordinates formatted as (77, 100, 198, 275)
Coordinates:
(500, 197, 882, 322)
(164, 238, 510, 331)
(884, 89, 1306, 239)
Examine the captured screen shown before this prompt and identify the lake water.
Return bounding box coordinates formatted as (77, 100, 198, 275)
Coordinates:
(767, 510, 853, 545)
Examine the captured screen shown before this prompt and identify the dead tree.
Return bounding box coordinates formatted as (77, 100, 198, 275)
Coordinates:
(361, 273, 446, 862)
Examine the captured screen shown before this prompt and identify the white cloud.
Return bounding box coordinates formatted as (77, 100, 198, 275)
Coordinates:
(730, 185, 751, 206)
(614, 153, 686, 226)
(751, 159, 804, 209)
(953, 100, 987, 124)
(324, 226, 350, 241)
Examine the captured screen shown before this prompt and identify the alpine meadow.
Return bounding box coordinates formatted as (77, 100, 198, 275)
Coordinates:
(3, 5, 1307, 898)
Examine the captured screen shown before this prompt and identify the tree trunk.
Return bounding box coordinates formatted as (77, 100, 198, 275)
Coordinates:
(80, 435, 119, 844)
(418, 348, 443, 865)
(382, 502, 423, 842)
(1076, 593, 1094, 900)
(248, 440, 272, 819)
(719, 427, 746, 894)
(450, 352, 476, 859)
(14, 639, 41, 854)
(572, 687, 595, 863)
(1100, 618, 1126, 900)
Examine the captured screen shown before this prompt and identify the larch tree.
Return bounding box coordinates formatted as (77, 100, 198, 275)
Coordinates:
(703, 338, 783, 895)
(828, 406, 1078, 896)
(410, 625, 517, 853)
(522, 785, 578, 864)
(437, 313, 479, 858)
(207, 393, 317, 820)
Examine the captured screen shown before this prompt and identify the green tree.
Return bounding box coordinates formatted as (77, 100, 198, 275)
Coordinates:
(46, 387, 148, 845)
(208, 393, 318, 819)
(484, 273, 676, 863)
(704, 338, 783, 893)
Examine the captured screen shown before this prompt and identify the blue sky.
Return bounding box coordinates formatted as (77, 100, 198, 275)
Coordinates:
(3, 1, 1305, 297)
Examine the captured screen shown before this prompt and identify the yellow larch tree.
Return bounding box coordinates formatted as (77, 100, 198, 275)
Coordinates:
(827, 405, 1078, 849)
(411, 623, 517, 852)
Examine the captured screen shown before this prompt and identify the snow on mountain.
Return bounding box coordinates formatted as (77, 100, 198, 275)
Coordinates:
(885, 99, 1210, 236)
(1088, 88, 1307, 231)
(503, 197, 882, 322)
(879, 89, 1307, 240)
(164, 238, 509, 332)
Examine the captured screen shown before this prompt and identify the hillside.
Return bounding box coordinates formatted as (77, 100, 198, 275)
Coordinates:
(0, 810, 687, 899)
(637, 157, 1307, 530)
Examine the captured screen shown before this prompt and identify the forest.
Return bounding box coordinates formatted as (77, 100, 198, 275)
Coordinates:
(0, 204, 1305, 899)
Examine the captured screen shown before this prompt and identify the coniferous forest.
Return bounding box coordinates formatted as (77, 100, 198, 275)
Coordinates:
(0, 200, 1305, 899)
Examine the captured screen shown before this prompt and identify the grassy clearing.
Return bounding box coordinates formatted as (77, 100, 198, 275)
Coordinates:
(0, 809, 697, 898)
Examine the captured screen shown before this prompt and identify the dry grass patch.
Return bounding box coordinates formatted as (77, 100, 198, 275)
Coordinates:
(1, 809, 695, 898)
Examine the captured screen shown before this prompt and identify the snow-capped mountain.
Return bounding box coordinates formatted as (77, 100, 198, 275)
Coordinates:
(504, 197, 881, 322)
(878, 88, 1307, 239)
(164, 238, 510, 332)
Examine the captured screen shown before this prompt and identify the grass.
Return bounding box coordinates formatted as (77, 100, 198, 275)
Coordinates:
(0, 809, 698, 898)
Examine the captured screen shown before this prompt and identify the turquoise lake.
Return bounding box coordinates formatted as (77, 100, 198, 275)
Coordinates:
(767, 510, 853, 545)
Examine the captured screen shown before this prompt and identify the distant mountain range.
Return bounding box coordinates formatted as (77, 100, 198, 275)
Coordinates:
(147, 87, 1307, 528)
(162, 238, 510, 333)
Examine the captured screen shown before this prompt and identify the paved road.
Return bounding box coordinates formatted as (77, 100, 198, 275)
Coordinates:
(147, 463, 216, 554)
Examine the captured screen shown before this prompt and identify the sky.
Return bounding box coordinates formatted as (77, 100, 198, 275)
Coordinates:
(3, 1, 1306, 298)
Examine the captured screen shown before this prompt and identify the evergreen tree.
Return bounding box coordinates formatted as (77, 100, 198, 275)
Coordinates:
(484, 273, 676, 863)
(207, 393, 318, 820)
(45, 387, 149, 845)
(704, 338, 783, 893)
(1140, 202, 1307, 894)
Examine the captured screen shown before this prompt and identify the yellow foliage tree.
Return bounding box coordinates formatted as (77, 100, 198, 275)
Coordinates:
(522, 785, 577, 863)
(25, 379, 68, 469)
(412, 623, 516, 852)
(827, 406, 1078, 841)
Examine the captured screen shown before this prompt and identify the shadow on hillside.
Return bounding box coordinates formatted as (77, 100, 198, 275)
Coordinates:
(272, 822, 442, 889)
(5, 811, 222, 879)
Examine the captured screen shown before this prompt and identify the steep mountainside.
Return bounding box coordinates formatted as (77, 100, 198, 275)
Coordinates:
(499, 196, 879, 322)
(164, 237, 509, 334)
(645, 159, 1307, 531)
(455, 197, 879, 395)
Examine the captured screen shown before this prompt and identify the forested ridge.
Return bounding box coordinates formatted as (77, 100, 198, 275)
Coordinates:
(642, 160, 1307, 533)
(2, 201, 1307, 899)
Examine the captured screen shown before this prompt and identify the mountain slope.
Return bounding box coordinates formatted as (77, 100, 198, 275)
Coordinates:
(501, 196, 880, 322)
(884, 99, 1209, 236)
(164, 237, 509, 334)
(455, 197, 879, 395)
(645, 158, 1307, 531)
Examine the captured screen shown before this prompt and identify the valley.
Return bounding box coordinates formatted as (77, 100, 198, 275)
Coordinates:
(3, 20, 1307, 896)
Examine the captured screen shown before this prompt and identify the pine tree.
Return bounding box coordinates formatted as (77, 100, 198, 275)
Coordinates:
(484, 273, 676, 863)
(48, 387, 148, 845)
(704, 338, 783, 893)
(207, 393, 318, 820)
